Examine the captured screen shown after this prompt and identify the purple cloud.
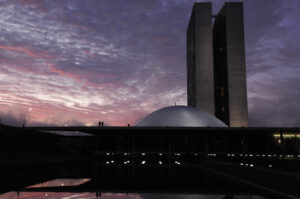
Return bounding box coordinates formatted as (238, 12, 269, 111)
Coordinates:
(0, 0, 299, 128)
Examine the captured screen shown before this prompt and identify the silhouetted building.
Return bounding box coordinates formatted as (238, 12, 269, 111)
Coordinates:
(187, 2, 248, 127)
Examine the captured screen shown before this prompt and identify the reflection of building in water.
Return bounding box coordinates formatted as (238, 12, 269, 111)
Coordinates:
(187, 2, 248, 127)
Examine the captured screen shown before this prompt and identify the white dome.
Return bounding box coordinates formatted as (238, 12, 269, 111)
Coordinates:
(135, 106, 227, 127)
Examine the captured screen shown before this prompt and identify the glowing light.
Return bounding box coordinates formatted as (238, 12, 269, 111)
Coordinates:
(159, 161, 163, 165)
(273, 133, 300, 139)
(174, 161, 180, 165)
(141, 161, 146, 165)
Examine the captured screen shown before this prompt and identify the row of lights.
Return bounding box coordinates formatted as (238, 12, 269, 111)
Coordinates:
(240, 163, 254, 167)
(240, 163, 273, 168)
(208, 153, 217, 156)
(105, 152, 171, 156)
(104, 153, 300, 158)
(227, 154, 300, 158)
(104, 160, 181, 165)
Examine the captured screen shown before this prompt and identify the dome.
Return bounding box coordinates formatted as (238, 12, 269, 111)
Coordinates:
(135, 106, 227, 127)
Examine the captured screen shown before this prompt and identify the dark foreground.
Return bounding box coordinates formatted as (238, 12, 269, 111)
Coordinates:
(1, 124, 300, 199)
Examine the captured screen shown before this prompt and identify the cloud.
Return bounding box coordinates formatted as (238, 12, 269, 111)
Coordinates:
(0, 0, 191, 126)
(0, 0, 299, 128)
(244, 0, 300, 126)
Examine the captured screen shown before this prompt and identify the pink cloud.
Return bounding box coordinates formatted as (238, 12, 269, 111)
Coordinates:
(0, 44, 40, 58)
(49, 65, 83, 82)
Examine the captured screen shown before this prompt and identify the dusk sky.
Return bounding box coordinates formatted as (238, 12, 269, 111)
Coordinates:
(0, 0, 300, 127)
(1, 0, 300, 199)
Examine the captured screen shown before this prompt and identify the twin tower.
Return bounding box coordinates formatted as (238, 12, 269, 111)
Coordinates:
(187, 2, 248, 127)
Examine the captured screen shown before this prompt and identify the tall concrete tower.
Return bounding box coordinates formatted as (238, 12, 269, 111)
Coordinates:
(187, 2, 248, 127)
(213, 2, 248, 127)
(186, 3, 215, 116)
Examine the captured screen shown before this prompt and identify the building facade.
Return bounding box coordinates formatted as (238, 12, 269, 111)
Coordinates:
(187, 3, 215, 116)
(187, 2, 248, 127)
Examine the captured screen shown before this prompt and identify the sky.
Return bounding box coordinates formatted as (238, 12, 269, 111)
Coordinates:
(0, 0, 300, 128)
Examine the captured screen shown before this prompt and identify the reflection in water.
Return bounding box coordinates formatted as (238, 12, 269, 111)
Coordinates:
(0, 192, 266, 199)
(0, 159, 230, 199)
(42, 130, 92, 136)
(0, 158, 280, 199)
(1, 151, 299, 199)
(141, 194, 224, 199)
(0, 192, 143, 199)
(1, 192, 266, 199)
(27, 178, 91, 188)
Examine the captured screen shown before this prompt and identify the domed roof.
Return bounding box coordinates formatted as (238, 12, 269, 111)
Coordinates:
(135, 106, 227, 127)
